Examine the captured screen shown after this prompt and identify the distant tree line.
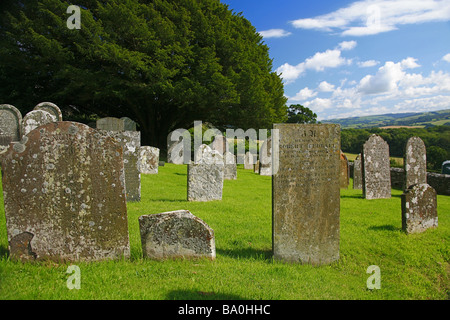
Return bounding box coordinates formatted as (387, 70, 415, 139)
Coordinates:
(341, 126, 450, 170)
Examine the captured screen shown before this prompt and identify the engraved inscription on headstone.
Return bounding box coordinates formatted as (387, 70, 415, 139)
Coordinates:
(362, 134, 391, 199)
(272, 124, 340, 265)
(0, 104, 22, 145)
(353, 154, 363, 190)
(401, 184, 438, 234)
(0, 121, 130, 262)
(34, 102, 63, 121)
(404, 136, 427, 190)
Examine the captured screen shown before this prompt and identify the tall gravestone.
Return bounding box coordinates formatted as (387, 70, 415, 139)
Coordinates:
(96, 117, 125, 132)
(340, 151, 349, 189)
(404, 136, 427, 190)
(259, 138, 273, 176)
(99, 130, 141, 202)
(34, 102, 63, 121)
(138, 146, 159, 174)
(224, 151, 237, 180)
(362, 134, 391, 199)
(353, 154, 363, 190)
(22, 110, 57, 136)
(272, 123, 340, 265)
(0, 122, 130, 262)
(0, 104, 22, 149)
(401, 184, 438, 234)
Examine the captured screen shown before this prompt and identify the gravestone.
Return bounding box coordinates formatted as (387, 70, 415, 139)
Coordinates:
(272, 123, 340, 265)
(209, 135, 229, 155)
(167, 130, 190, 164)
(0, 121, 130, 262)
(138, 146, 159, 174)
(401, 184, 438, 234)
(353, 154, 363, 190)
(0, 104, 22, 148)
(244, 152, 254, 170)
(404, 136, 427, 190)
(139, 210, 215, 260)
(340, 151, 349, 189)
(99, 130, 141, 202)
(259, 138, 272, 176)
(34, 102, 63, 121)
(22, 110, 57, 136)
(254, 160, 260, 173)
(362, 134, 391, 199)
(187, 145, 224, 201)
(224, 151, 237, 180)
(96, 117, 125, 132)
(121, 117, 137, 131)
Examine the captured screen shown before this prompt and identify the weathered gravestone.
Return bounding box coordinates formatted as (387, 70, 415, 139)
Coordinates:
(0, 121, 130, 262)
(33, 102, 63, 121)
(187, 145, 224, 201)
(272, 123, 340, 265)
(121, 117, 137, 131)
(254, 160, 260, 173)
(244, 151, 255, 170)
(340, 151, 349, 189)
(401, 184, 438, 234)
(209, 135, 229, 155)
(353, 154, 363, 190)
(167, 129, 191, 164)
(99, 130, 141, 202)
(139, 210, 215, 260)
(96, 117, 125, 132)
(404, 136, 427, 190)
(138, 146, 159, 174)
(22, 110, 57, 136)
(259, 138, 273, 176)
(0, 104, 22, 149)
(224, 151, 237, 180)
(362, 134, 391, 199)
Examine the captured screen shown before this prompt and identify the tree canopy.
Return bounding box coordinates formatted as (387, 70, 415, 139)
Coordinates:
(286, 104, 317, 124)
(0, 0, 288, 150)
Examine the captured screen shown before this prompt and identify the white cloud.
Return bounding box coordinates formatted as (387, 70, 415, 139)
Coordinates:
(358, 60, 380, 67)
(442, 53, 450, 62)
(290, 87, 317, 101)
(318, 81, 335, 92)
(258, 29, 292, 38)
(303, 98, 333, 113)
(290, 0, 450, 36)
(358, 61, 405, 94)
(400, 57, 421, 69)
(338, 40, 357, 51)
(276, 62, 305, 83)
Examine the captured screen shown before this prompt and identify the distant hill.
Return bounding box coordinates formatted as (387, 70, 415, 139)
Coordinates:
(322, 109, 450, 129)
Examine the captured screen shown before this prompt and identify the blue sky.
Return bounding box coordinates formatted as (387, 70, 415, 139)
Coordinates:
(221, 0, 450, 120)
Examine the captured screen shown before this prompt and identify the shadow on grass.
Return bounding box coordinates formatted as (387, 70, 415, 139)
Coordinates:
(216, 248, 272, 261)
(166, 290, 245, 300)
(174, 173, 187, 176)
(368, 224, 401, 232)
(0, 245, 9, 259)
(340, 194, 364, 199)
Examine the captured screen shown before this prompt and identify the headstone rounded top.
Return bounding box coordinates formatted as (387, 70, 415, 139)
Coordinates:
(0, 104, 23, 144)
(22, 110, 57, 136)
(34, 102, 63, 121)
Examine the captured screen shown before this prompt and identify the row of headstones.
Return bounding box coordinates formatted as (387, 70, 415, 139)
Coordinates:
(341, 134, 438, 234)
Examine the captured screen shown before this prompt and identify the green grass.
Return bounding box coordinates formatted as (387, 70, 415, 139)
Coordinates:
(345, 152, 404, 167)
(0, 164, 449, 300)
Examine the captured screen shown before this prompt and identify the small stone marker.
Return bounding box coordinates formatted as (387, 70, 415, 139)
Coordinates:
(33, 102, 63, 121)
(224, 151, 237, 180)
(353, 154, 363, 190)
(244, 151, 254, 170)
(188, 145, 224, 201)
(0, 121, 130, 262)
(22, 110, 57, 136)
(259, 138, 272, 176)
(96, 117, 125, 132)
(121, 117, 137, 131)
(404, 136, 427, 190)
(254, 160, 260, 173)
(139, 210, 215, 260)
(0, 104, 22, 147)
(362, 134, 391, 199)
(340, 151, 349, 189)
(401, 184, 438, 234)
(272, 123, 340, 265)
(138, 146, 160, 174)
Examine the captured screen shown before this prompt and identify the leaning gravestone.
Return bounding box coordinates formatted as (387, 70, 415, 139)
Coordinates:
(404, 136, 427, 190)
(138, 146, 159, 174)
(96, 117, 125, 132)
(401, 184, 438, 234)
(33, 102, 63, 121)
(362, 134, 391, 199)
(0, 104, 22, 148)
(223, 151, 237, 180)
(22, 110, 57, 136)
(139, 210, 215, 260)
(244, 151, 254, 170)
(272, 123, 340, 265)
(187, 145, 224, 201)
(259, 138, 272, 176)
(99, 130, 141, 202)
(0, 121, 130, 262)
(340, 151, 349, 189)
(353, 154, 363, 190)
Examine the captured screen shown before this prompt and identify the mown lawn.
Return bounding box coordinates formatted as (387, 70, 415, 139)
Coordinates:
(0, 164, 448, 300)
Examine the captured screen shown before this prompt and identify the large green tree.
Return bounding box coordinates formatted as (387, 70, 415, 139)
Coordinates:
(0, 0, 287, 150)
